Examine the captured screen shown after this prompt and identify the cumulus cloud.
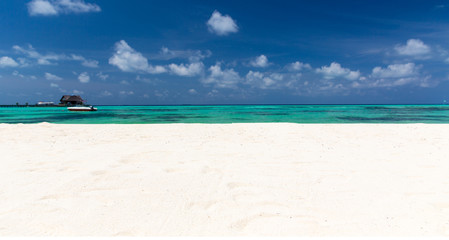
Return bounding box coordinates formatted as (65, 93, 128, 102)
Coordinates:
(202, 63, 241, 88)
(78, 72, 90, 83)
(110, 41, 207, 77)
(50, 83, 59, 88)
(168, 62, 204, 76)
(188, 89, 197, 95)
(207, 10, 238, 36)
(158, 47, 211, 62)
(96, 72, 109, 80)
(109, 40, 149, 72)
(109, 40, 166, 74)
(71, 54, 98, 68)
(395, 39, 431, 56)
(371, 63, 419, 78)
(27, 0, 101, 16)
(244, 71, 298, 89)
(0, 56, 19, 68)
(245, 71, 277, 89)
(288, 61, 311, 71)
(316, 62, 360, 80)
(148, 65, 167, 74)
(27, 0, 58, 16)
(250, 55, 270, 68)
(45, 72, 63, 81)
(349, 63, 431, 88)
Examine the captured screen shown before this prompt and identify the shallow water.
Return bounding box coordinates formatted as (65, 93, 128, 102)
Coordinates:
(1, 105, 449, 124)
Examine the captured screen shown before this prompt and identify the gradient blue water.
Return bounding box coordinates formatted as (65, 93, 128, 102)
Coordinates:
(1, 105, 449, 124)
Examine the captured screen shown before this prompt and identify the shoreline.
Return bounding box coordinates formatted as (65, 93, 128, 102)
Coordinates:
(1, 123, 449, 236)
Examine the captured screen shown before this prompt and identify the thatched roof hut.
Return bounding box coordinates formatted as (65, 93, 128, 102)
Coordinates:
(59, 95, 84, 106)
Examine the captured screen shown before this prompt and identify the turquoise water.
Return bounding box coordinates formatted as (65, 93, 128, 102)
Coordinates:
(1, 105, 449, 124)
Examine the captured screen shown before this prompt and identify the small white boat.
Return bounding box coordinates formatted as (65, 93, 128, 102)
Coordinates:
(67, 105, 97, 112)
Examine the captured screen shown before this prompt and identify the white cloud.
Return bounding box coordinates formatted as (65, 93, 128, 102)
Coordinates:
(148, 65, 167, 74)
(81, 59, 98, 67)
(45, 72, 63, 81)
(71, 54, 98, 68)
(371, 63, 419, 78)
(38, 59, 52, 65)
(96, 72, 109, 80)
(202, 63, 241, 88)
(0, 56, 19, 68)
(12, 71, 24, 78)
(160, 47, 176, 59)
(27, 0, 58, 16)
(346, 71, 361, 81)
(168, 62, 204, 76)
(109, 40, 148, 72)
(50, 83, 59, 88)
(246, 71, 273, 89)
(16, 58, 30, 67)
(207, 10, 238, 36)
(188, 89, 197, 94)
(158, 47, 211, 62)
(245, 71, 285, 89)
(288, 61, 311, 71)
(13, 45, 98, 67)
(109, 40, 166, 74)
(349, 63, 430, 88)
(13, 45, 38, 58)
(316, 62, 360, 80)
(57, 0, 101, 13)
(72, 89, 84, 95)
(119, 90, 134, 96)
(135, 75, 155, 84)
(27, 0, 101, 16)
(395, 39, 431, 56)
(250, 55, 269, 68)
(101, 90, 112, 96)
(13, 44, 63, 65)
(78, 72, 90, 83)
(207, 89, 219, 97)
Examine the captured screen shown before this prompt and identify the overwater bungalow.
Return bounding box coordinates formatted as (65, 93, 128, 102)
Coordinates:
(59, 95, 84, 106)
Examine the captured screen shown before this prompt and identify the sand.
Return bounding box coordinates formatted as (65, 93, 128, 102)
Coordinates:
(0, 123, 449, 236)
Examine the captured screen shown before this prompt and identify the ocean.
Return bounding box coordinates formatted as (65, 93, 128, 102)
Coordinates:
(1, 105, 449, 124)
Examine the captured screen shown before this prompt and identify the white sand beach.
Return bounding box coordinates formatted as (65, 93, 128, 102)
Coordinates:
(0, 123, 449, 236)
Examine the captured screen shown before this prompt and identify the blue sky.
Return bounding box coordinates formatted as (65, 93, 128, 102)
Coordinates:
(1, 0, 449, 105)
